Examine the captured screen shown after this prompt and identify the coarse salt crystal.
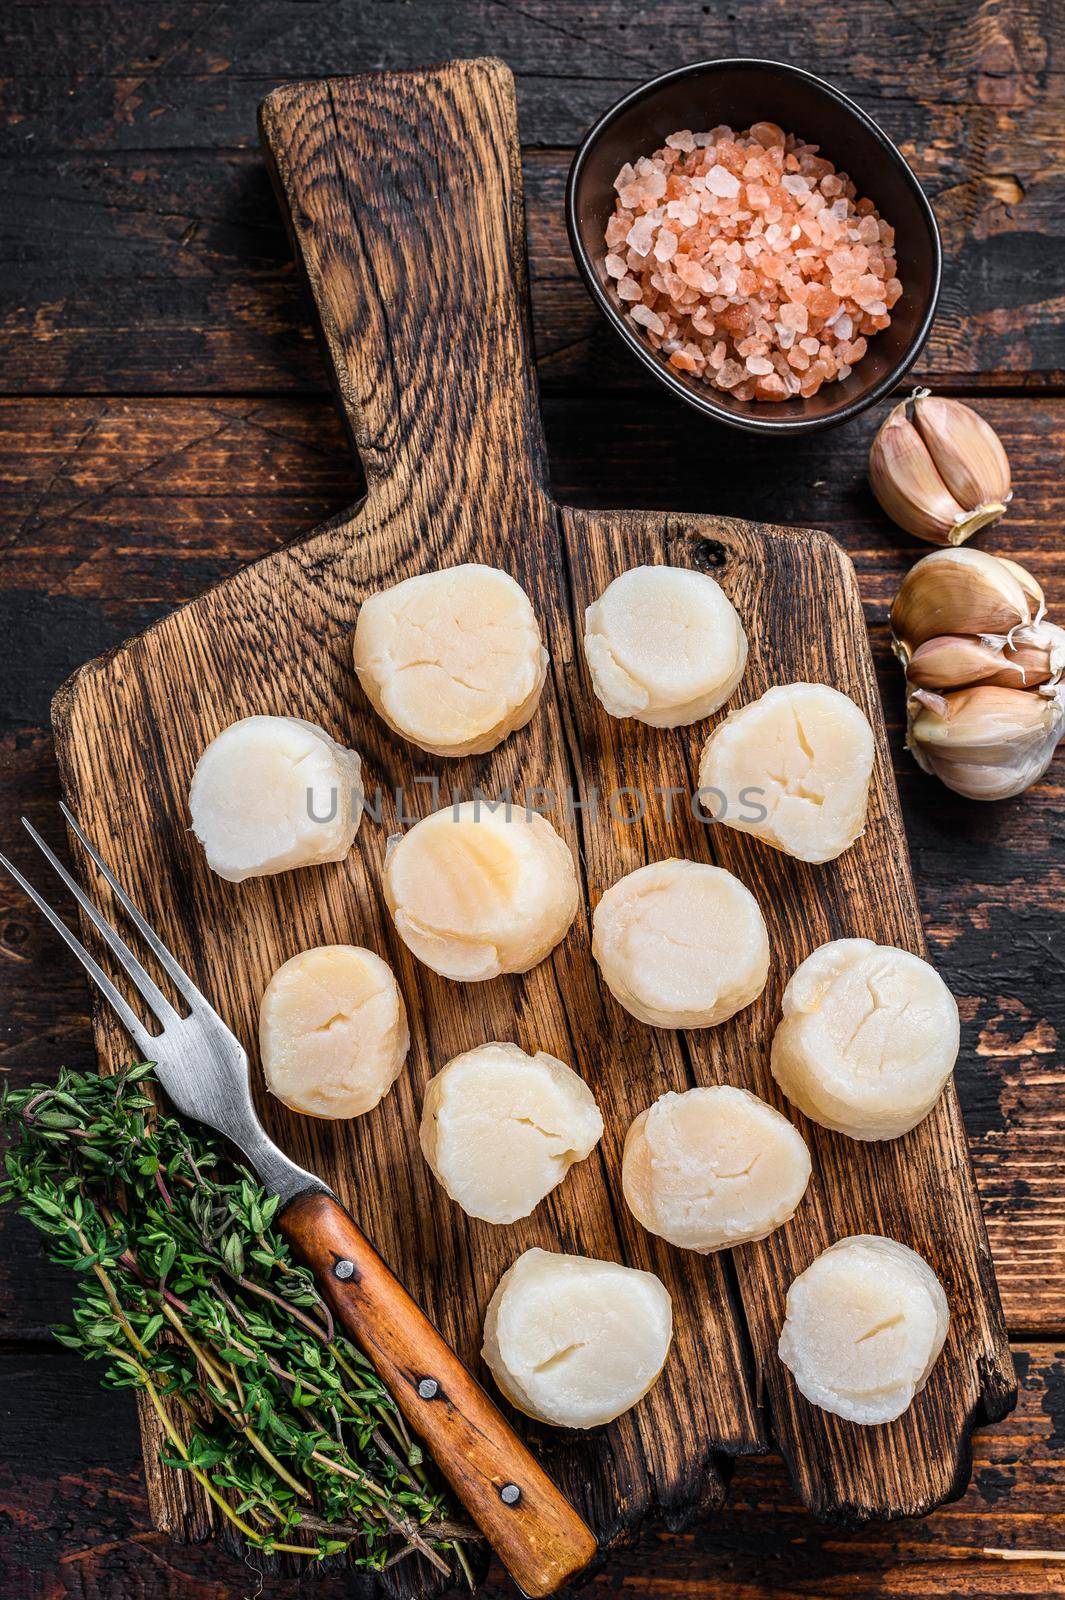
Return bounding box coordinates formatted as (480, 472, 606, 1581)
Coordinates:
(779, 302, 808, 332)
(630, 303, 665, 335)
(706, 165, 741, 198)
(603, 122, 898, 403)
(626, 216, 656, 255)
(750, 121, 785, 147)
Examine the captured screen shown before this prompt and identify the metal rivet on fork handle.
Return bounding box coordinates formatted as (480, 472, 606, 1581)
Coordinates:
(417, 1377, 439, 1400)
(500, 1483, 522, 1506)
(333, 1258, 355, 1280)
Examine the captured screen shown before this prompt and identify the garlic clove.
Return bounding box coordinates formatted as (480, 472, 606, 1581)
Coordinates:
(913, 756, 1043, 803)
(890, 547, 1031, 652)
(912, 394, 1011, 532)
(908, 683, 1065, 800)
(869, 401, 971, 545)
(907, 628, 1064, 693)
(1001, 622, 1065, 688)
(996, 557, 1045, 622)
(906, 634, 1010, 691)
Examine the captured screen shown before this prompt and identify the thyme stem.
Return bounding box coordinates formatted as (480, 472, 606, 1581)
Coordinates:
(1, 1063, 475, 1580)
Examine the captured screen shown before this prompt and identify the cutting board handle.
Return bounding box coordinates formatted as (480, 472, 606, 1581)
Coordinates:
(259, 60, 551, 511)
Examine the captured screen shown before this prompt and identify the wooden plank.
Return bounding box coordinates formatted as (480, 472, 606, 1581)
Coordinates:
(1, 395, 1061, 1344)
(0, 1343, 1060, 1599)
(1, 111, 1061, 394)
(41, 62, 1014, 1576)
(1, 0, 1056, 148)
(0, 1, 1061, 391)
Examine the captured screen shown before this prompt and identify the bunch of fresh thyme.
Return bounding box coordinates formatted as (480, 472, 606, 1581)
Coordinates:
(0, 1061, 476, 1582)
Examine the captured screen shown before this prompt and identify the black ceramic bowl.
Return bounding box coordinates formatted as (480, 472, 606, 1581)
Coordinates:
(567, 59, 941, 435)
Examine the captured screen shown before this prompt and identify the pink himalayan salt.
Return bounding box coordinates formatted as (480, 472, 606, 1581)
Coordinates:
(605, 122, 900, 401)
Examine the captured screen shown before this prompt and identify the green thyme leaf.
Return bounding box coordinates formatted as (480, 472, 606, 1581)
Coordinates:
(0, 1063, 475, 1583)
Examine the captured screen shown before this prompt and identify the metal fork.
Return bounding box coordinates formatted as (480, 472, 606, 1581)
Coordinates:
(1, 807, 596, 1599)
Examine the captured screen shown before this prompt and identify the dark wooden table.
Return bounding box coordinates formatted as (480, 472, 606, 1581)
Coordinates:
(1, 4, 1062, 1597)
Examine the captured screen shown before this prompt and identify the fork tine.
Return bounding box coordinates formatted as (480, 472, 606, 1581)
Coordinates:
(59, 802, 216, 1018)
(0, 849, 157, 1059)
(22, 817, 181, 1031)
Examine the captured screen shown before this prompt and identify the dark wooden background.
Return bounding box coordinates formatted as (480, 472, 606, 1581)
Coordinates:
(0, 3, 1061, 1597)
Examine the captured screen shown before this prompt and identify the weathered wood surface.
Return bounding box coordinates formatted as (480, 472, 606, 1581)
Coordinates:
(0, 1343, 1061, 1598)
(2, 396, 1062, 1343)
(0, 2, 1062, 1596)
(38, 60, 1014, 1585)
(0, 1, 1062, 392)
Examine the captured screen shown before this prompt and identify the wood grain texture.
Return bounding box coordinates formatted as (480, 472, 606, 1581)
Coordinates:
(279, 1191, 597, 1597)
(39, 60, 1016, 1587)
(0, 1, 1062, 393)
(0, 1341, 1061, 1600)
(2, 394, 1062, 1344)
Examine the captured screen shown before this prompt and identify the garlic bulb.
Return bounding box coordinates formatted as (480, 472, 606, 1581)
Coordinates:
(869, 391, 1011, 546)
(891, 548, 1064, 801)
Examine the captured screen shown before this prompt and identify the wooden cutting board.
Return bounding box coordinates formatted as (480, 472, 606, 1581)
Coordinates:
(51, 57, 1015, 1589)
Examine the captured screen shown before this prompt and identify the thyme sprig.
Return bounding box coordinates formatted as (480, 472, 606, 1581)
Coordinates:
(1, 1062, 477, 1582)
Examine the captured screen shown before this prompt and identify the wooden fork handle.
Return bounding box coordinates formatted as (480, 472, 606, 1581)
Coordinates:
(279, 1190, 597, 1597)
